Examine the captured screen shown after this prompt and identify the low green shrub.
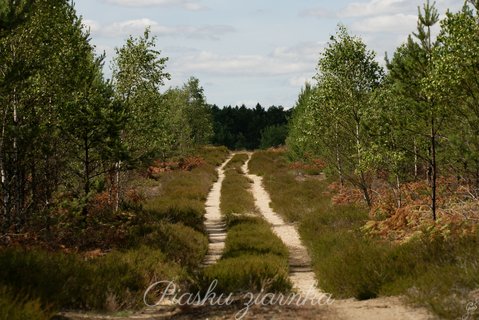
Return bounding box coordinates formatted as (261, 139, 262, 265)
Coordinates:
(224, 153, 249, 170)
(91, 247, 186, 310)
(248, 150, 289, 177)
(0, 288, 51, 320)
(404, 264, 477, 319)
(0, 246, 185, 311)
(197, 146, 230, 166)
(314, 233, 390, 300)
(223, 221, 288, 259)
(221, 154, 256, 219)
(136, 222, 208, 267)
(143, 200, 205, 233)
(201, 254, 291, 293)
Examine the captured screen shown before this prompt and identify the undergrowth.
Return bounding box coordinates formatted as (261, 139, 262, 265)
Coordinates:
(249, 150, 479, 319)
(0, 146, 229, 317)
(0, 287, 51, 320)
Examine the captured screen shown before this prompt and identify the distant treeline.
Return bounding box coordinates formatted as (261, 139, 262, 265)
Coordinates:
(211, 104, 291, 150)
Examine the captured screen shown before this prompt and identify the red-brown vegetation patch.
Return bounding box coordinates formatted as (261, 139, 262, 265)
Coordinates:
(360, 177, 479, 242)
(329, 182, 365, 206)
(148, 156, 206, 178)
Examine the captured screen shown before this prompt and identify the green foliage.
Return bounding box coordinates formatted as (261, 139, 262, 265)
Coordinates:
(201, 254, 291, 293)
(426, 7, 479, 187)
(197, 145, 230, 166)
(111, 28, 170, 164)
(183, 77, 214, 146)
(259, 124, 288, 149)
(286, 83, 318, 160)
(159, 77, 215, 158)
(222, 220, 289, 259)
(287, 2, 479, 221)
(211, 104, 291, 150)
(220, 154, 256, 219)
(143, 202, 205, 231)
(0, 246, 185, 311)
(130, 221, 207, 268)
(0, 288, 51, 320)
(0, 0, 121, 228)
(287, 25, 383, 207)
(224, 153, 249, 170)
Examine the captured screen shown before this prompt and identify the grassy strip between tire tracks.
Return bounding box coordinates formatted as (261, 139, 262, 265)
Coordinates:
(200, 153, 291, 294)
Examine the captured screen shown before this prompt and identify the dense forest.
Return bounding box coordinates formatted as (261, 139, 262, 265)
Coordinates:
(211, 104, 290, 150)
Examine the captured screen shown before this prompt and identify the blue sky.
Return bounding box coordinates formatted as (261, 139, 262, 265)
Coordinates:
(75, 0, 462, 108)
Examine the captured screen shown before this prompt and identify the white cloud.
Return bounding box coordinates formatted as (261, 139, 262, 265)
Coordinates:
(340, 0, 413, 18)
(91, 19, 235, 40)
(82, 19, 101, 33)
(100, 18, 159, 37)
(340, 0, 463, 19)
(351, 13, 417, 33)
(173, 50, 313, 77)
(166, 42, 325, 92)
(288, 74, 315, 87)
(182, 25, 236, 40)
(272, 41, 325, 61)
(93, 44, 114, 56)
(300, 7, 336, 18)
(103, 0, 206, 11)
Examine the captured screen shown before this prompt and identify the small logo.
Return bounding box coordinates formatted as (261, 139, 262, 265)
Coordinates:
(462, 299, 479, 320)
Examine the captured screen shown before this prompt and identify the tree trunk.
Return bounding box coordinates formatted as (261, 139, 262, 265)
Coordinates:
(115, 161, 121, 212)
(360, 171, 372, 208)
(396, 174, 402, 208)
(336, 148, 344, 186)
(335, 124, 344, 186)
(82, 135, 90, 220)
(474, 160, 479, 198)
(0, 105, 8, 232)
(414, 139, 418, 180)
(13, 82, 20, 231)
(431, 117, 437, 221)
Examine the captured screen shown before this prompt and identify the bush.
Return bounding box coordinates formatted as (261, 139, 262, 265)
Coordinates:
(197, 145, 230, 166)
(201, 254, 291, 293)
(220, 153, 256, 219)
(91, 247, 186, 310)
(0, 146, 229, 314)
(137, 223, 208, 267)
(315, 233, 390, 300)
(223, 153, 249, 170)
(259, 124, 288, 149)
(143, 200, 205, 233)
(0, 288, 51, 320)
(223, 221, 288, 259)
(0, 247, 185, 311)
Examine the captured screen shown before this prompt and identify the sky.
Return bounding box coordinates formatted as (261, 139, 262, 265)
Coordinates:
(75, 0, 463, 109)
